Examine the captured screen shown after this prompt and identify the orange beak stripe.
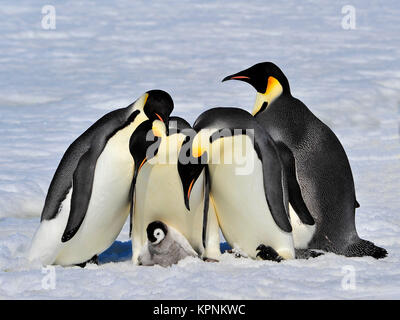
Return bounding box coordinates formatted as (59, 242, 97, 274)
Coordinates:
(187, 179, 195, 201)
(231, 76, 250, 80)
(155, 113, 163, 122)
(139, 157, 147, 170)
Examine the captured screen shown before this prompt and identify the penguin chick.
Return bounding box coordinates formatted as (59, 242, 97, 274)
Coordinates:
(138, 221, 198, 267)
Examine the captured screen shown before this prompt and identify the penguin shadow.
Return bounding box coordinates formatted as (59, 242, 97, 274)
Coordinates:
(98, 240, 232, 265)
(98, 240, 132, 264)
(220, 242, 232, 252)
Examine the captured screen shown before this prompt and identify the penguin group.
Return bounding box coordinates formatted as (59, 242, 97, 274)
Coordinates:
(28, 62, 387, 268)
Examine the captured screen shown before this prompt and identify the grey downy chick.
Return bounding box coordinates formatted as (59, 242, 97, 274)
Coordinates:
(138, 221, 198, 267)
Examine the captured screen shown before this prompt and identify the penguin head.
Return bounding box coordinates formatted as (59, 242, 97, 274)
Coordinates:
(168, 116, 192, 136)
(130, 119, 166, 180)
(143, 90, 174, 125)
(177, 130, 210, 211)
(147, 220, 168, 245)
(222, 62, 290, 116)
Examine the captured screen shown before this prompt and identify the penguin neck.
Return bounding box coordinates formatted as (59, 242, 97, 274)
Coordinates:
(252, 77, 291, 116)
(128, 92, 149, 114)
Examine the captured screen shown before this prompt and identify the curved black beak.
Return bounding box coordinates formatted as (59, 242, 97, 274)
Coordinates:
(183, 177, 195, 211)
(129, 120, 162, 194)
(178, 151, 207, 211)
(222, 71, 251, 83)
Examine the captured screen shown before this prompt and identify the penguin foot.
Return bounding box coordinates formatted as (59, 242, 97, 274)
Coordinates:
(295, 249, 324, 260)
(344, 239, 388, 259)
(87, 255, 99, 265)
(75, 255, 98, 268)
(75, 262, 87, 268)
(256, 245, 283, 262)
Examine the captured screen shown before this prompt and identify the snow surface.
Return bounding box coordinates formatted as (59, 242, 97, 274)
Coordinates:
(1, 0, 400, 299)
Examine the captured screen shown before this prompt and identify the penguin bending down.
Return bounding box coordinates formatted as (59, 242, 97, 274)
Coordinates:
(138, 220, 198, 267)
(178, 107, 315, 261)
(28, 90, 173, 266)
(223, 62, 387, 259)
(129, 116, 221, 265)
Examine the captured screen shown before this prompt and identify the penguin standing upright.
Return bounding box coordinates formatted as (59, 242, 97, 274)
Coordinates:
(129, 116, 221, 265)
(222, 62, 387, 258)
(138, 220, 198, 267)
(28, 90, 173, 266)
(178, 107, 308, 261)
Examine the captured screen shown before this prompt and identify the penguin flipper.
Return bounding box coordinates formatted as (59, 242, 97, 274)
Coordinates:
(202, 166, 210, 249)
(275, 142, 315, 226)
(61, 148, 97, 242)
(129, 174, 137, 238)
(254, 133, 292, 233)
(129, 181, 133, 238)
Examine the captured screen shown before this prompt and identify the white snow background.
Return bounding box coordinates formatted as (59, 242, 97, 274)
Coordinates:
(0, 0, 399, 299)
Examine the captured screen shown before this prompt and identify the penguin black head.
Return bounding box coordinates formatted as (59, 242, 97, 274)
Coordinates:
(143, 90, 174, 125)
(222, 62, 291, 116)
(168, 116, 192, 136)
(147, 220, 168, 245)
(129, 119, 165, 181)
(177, 134, 208, 211)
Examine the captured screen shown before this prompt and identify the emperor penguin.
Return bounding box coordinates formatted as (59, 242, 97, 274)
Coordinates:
(138, 220, 198, 267)
(178, 107, 306, 261)
(28, 90, 173, 266)
(129, 116, 221, 265)
(222, 62, 387, 258)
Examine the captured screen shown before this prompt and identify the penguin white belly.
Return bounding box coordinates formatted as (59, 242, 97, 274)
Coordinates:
(132, 163, 205, 263)
(209, 135, 294, 259)
(54, 128, 136, 265)
(28, 189, 72, 265)
(289, 204, 316, 249)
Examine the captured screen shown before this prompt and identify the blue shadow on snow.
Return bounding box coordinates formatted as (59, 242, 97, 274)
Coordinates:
(98, 240, 232, 264)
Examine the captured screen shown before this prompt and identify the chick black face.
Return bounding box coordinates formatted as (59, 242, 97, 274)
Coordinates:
(147, 220, 168, 245)
(143, 90, 174, 127)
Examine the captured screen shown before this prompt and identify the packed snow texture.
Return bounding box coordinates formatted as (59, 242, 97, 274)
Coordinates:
(1, 0, 400, 299)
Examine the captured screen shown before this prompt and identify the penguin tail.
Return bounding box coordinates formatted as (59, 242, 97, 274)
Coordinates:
(344, 238, 387, 259)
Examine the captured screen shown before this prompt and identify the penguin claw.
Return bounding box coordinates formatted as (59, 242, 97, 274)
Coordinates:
(256, 244, 283, 262)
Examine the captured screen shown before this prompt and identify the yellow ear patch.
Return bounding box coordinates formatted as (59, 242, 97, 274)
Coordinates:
(251, 76, 283, 116)
(192, 133, 207, 158)
(152, 120, 166, 138)
(193, 145, 205, 158)
(265, 76, 281, 95)
(143, 93, 149, 106)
